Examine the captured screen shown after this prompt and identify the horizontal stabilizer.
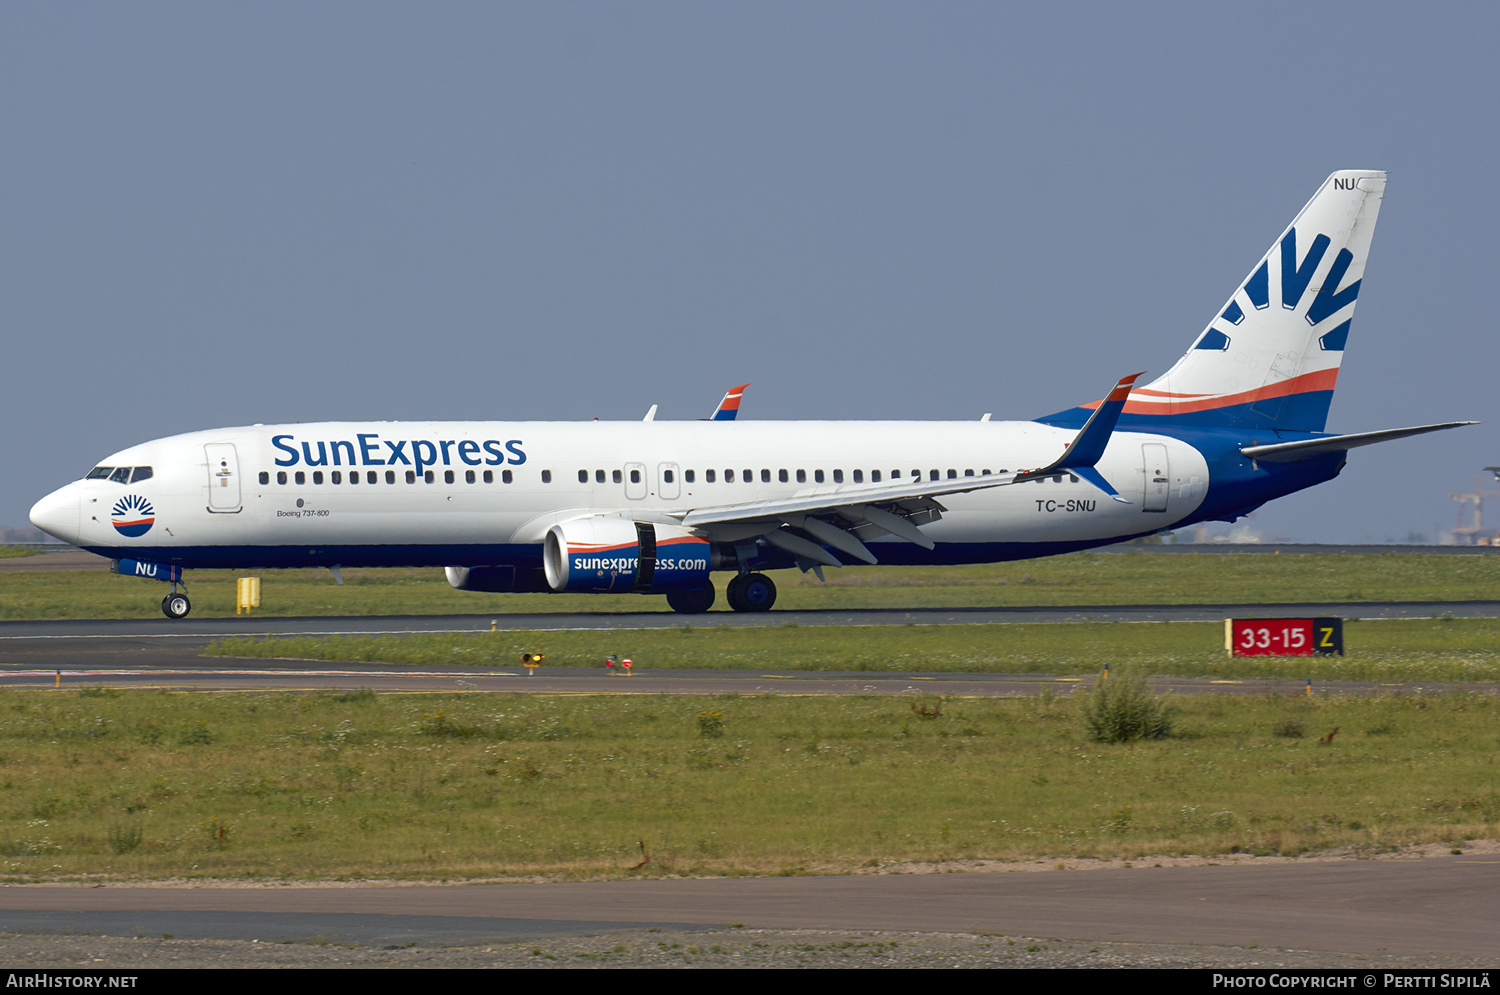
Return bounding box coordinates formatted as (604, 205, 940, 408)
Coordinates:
(1241, 422, 1477, 462)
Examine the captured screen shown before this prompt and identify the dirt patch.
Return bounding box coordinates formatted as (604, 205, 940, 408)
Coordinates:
(861, 838, 1500, 875)
(0, 549, 108, 572)
(11, 839, 1497, 890)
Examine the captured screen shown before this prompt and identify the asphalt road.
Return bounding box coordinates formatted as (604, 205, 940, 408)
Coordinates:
(2, 602, 1498, 695)
(2, 855, 1497, 958)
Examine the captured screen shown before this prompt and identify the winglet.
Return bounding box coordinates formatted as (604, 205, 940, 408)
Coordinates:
(1017, 372, 1143, 502)
(710, 383, 752, 421)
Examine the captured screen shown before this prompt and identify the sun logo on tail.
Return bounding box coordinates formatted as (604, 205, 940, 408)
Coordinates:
(110, 494, 156, 538)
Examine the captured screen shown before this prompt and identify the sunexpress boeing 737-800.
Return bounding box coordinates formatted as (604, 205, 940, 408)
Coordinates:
(30, 171, 1473, 619)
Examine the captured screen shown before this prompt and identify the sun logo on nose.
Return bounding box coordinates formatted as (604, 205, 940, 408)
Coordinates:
(110, 494, 156, 538)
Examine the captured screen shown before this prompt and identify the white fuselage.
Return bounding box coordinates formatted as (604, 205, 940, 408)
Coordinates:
(33, 419, 1209, 569)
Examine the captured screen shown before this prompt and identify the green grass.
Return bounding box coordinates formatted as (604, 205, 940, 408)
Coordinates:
(4, 551, 1499, 620)
(0, 546, 39, 559)
(206, 617, 1500, 684)
(0, 688, 1492, 881)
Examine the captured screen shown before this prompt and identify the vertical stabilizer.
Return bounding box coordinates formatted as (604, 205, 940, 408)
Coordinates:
(1043, 171, 1386, 432)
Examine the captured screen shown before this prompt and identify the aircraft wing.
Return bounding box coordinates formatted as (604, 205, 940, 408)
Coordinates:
(1240, 422, 1476, 462)
(671, 373, 1142, 570)
(673, 472, 1013, 566)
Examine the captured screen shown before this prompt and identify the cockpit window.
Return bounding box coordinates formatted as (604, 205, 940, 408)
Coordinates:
(87, 465, 153, 483)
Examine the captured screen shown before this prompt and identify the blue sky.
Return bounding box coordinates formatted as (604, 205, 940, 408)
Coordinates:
(4, 2, 1496, 542)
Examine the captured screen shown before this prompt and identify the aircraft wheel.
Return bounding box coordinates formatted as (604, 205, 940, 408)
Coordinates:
(729, 572, 776, 612)
(666, 583, 715, 614)
(725, 575, 746, 612)
(161, 594, 191, 620)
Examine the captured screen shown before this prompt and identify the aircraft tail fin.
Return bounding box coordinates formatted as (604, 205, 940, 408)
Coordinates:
(1042, 170, 1386, 433)
(710, 383, 752, 421)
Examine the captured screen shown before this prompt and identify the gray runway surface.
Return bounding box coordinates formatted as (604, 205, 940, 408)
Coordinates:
(2, 605, 1496, 696)
(2, 601, 1497, 696)
(2, 855, 1497, 957)
(5, 598, 1500, 642)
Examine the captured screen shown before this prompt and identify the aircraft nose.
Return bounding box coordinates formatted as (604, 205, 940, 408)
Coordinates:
(29, 485, 81, 545)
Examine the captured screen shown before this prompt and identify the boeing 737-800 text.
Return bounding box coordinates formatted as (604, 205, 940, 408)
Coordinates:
(29, 171, 1471, 617)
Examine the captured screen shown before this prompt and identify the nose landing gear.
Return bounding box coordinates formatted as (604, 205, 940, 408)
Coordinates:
(161, 583, 191, 619)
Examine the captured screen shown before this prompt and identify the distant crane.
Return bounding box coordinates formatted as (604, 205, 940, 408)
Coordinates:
(1450, 468, 1500, 544)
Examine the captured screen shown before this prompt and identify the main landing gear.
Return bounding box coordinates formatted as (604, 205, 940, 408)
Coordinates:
(665, 581, 716, 614)
(663, 574, 778, 614)
(161, 582, 191, 619)
(725, 572, 776, 613)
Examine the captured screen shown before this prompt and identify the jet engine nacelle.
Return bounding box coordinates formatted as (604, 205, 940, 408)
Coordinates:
(543, 518, 710, 594)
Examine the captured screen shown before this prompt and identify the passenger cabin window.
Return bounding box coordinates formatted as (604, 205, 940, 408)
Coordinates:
(424, 470, 434, 483)
(630, 469, 641, 484)
(314, 471, 324, 484)
(406, 471, 416, 483)
(706, 469, 716, 483)
(502, 469, 513, 483)
(832, 469, 843, 483)
(613, 469, 622, 484)
(277, 471, 288, 485)
(366, 471, 377, 484)
(483, 470, 493, 483)
(386, 470, 396, 484)
(685, 469, 695, 483)
(852, 470, 863, 483)
(664, 469, 675, 483)
(259, 471, 270, 485)
(796, 469, 806, 483)
(295, 471, 306, 485)
(541, 470, 552, 483)
(815, 470, 824, 483)
(760, 469, 770, 483)
(348, 471, 358, 485)
(778, 469, 788, 483)
(466, 470, 476, 483)
(742, 469, 752, 483)
(725, 469, 734, 482)
(596, 469, 606, 483)
(872, 470, 881, 482)
(444, 470, 455, 484)
(331, 471, 343, 484)
(578, 470, 588, 484)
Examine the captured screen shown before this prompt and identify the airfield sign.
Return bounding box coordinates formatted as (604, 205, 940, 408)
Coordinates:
(1227, 617, 1344, 657)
